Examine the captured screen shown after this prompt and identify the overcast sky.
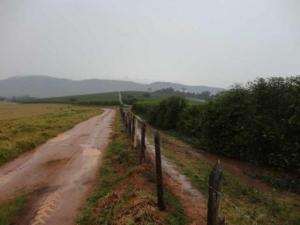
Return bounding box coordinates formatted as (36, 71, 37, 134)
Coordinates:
(0, 0, 299, 87)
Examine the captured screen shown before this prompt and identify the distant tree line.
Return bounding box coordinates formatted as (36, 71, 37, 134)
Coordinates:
(153, 87, 213, 100)
(122, 88, 213, 105)
(133, 76, 300, 171)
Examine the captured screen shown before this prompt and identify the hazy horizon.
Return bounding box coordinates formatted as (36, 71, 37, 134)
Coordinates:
(1, 0, 299, 87)
(0, 74, 226, 87)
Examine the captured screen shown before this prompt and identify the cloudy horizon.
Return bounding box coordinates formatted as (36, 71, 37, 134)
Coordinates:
(0, 0, 299, 88)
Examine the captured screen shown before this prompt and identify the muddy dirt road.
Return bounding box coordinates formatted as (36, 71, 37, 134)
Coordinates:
(0, 108, 115, 225)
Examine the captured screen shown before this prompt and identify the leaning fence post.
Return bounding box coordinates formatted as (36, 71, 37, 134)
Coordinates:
(154, 130, 165, 211)
(207, 161, 223, 225)
(140, 122, 146, 164)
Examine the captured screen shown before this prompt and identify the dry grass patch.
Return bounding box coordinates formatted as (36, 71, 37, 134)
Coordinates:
(0, 103, 102, 165)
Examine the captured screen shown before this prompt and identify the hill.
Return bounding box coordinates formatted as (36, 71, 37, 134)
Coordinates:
(0, 76, 224, 98)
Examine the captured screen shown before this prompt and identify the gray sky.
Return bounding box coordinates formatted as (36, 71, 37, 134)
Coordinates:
(0, 0, 299, 87)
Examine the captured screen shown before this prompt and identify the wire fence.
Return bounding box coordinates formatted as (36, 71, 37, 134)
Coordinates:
(119, 106, 263, 225)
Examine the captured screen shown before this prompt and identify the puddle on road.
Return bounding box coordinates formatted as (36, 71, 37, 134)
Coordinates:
(43, 158, 70, 167)
(82, 148, 101, 156)
(49, 134, 70, 143)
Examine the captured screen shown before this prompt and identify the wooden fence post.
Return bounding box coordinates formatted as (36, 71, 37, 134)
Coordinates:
(131, 115, 135, 145)
(154, 130, 165, 211)
(140, 122, 146, 164)
(207, 161, 223, 225)
(124, 113, 127, 130)
(128, 113, 131, 135)
(125, 113, 128, 132)
(120, 108, 125, 125)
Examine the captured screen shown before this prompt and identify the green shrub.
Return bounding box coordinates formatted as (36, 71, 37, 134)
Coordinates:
(133, 76, 300, 171)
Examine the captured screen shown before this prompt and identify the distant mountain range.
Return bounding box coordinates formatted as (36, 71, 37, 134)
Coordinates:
(0, 76, 224, 98)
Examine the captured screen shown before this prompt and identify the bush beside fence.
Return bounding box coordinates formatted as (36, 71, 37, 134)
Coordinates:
(132, 77, 300, 171)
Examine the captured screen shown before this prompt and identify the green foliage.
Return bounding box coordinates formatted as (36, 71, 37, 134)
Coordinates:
(133, 76, 300, 171)
(121, 94, 138, 105)
(133, 96, 187, 129)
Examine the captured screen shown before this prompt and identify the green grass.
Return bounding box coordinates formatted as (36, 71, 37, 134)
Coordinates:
(24, 92, 120, 105)
(0, 103, 102, 165)
(159, 135, 300, 225)
(77, 112, 187, 225)
(19, 89, 203, 106)
(163, 129, 300, 194)
(0, 196, 27, 225)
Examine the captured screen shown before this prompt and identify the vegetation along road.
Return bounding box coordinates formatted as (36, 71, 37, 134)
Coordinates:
(0, 107, 115, 225)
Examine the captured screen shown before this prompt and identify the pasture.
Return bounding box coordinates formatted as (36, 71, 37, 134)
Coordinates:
(0, 102, 101, 165)
(18, 89, 207, 106)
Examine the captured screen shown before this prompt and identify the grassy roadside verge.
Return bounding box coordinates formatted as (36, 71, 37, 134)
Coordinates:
(77, 112, 187, 225)
(165, 130, 300, 194)
(0, 196, 27, 225)
(0, 104, 102, 166)
(158, 133, 300, 225)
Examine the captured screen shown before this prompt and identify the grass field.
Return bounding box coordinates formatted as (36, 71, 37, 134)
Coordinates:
(25, 92, 120, 105)
(0, 102, 102, 166)
(78, 112, 187, 225)
(18, 90, 203, 106)
(22, 91, 149, 105)
(0, 102, 76, 120)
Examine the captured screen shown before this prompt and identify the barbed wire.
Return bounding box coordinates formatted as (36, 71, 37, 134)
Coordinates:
(121, 108, 263, 225)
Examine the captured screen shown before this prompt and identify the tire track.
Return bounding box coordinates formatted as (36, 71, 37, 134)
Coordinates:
(30, 191, 61, 225)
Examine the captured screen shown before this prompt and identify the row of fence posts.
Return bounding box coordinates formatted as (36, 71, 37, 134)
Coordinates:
(119, 107, 224, 225)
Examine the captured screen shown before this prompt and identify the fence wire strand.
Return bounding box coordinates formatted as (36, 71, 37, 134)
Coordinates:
(121, 107, 263, 225)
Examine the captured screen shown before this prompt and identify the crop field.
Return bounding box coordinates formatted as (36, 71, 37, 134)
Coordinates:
(19, 89, 203, 106)
(0, 102, 74, 120)
(26, 92, 120, 105)
(22, 91, 150, 105)
(0, 102, 101, 166)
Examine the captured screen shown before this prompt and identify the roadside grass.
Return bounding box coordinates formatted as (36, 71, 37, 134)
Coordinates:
(158, 133, 300, 225)
(0, 196, 27, 225)
(0, 103, 102, 166)
(77, 113, 187, 225)
(165, 129, 300, 194)
(243, 169, 300, 194)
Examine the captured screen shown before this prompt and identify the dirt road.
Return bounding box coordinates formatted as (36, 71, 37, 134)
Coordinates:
(0, 108, 115, 225)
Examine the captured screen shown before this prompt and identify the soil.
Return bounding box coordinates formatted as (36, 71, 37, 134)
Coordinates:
(0, 108, 116, 225)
